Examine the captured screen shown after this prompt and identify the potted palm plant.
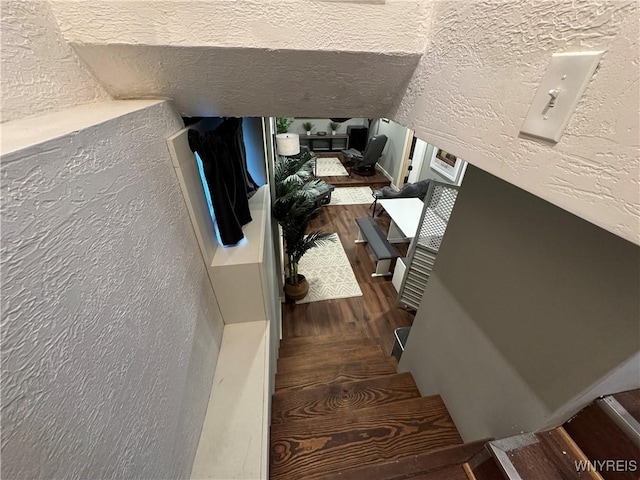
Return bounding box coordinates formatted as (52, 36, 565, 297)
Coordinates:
(273, 151, 334, 301)
(329, 121, 340, 135)
(302, 122, 314, 135)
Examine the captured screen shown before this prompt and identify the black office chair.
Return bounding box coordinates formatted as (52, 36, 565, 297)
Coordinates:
(341, 134, 388, 177)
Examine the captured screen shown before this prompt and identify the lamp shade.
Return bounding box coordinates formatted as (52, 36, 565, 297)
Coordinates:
(276, 133, 300, 156)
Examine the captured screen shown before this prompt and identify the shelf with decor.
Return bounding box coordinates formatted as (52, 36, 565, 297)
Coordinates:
(299, 133, 349, 151)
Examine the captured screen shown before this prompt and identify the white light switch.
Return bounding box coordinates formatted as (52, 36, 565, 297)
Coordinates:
(520, 51, 604, 143)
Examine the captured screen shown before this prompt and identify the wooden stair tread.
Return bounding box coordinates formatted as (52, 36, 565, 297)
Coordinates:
(534, 428, 596, 479)
(280, 331, 374, 348)
(271, 372, 420, 424)
(275, 357, 398, 392)
(278, 336, 377, 358)
(487, 427, 599, 480)
(420, 463, 472, 480)
(564, 402, 640, 480)
(276, 344, 386, 374)
(613, 389, 640, 423)
(468, 455, 504, 480)
(321, 439, 488, 480)
(270, 396, 463, 480)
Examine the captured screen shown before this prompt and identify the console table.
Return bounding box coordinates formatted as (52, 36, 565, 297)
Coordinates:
(299, 133, 349, 152)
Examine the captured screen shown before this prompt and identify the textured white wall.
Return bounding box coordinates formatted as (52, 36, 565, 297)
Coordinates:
(1, 100, 224, 479)
(0, 0, 110, 123)
(399, 166, 640, 441)
(47, 0, 427, 117)
(393, 0, 640, 245)
(49, 0, 430, 52)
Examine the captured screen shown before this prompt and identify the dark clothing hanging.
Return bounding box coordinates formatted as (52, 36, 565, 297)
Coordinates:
(188, 118, 259, 246)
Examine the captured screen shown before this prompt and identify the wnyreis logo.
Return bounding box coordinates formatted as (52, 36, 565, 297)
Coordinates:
(575, 460, 638, 472)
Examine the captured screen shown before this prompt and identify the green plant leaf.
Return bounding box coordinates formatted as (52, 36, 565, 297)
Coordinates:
(276, 117, 294, 134)
(272, 153, 333, 282)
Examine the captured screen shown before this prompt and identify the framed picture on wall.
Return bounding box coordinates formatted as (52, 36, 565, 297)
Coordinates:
(430, 149, 465, 183)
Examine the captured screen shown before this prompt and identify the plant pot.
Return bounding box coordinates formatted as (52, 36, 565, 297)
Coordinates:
(284, 274, 308, 301)
(332, 131, 336, 135)
(306, 131, 311, 135)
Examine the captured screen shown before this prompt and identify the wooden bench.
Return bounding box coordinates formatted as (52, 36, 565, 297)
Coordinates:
(355, 217, 400, 277)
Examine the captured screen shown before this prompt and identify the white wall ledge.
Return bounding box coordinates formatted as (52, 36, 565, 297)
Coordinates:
(210, 185, 273, 324)
(190, 321, 271, 480)
(1, 100, 166, 155)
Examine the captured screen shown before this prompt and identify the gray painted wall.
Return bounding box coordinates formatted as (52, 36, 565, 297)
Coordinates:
(372, 118, 410, 186)
(399, 165, 640, 441)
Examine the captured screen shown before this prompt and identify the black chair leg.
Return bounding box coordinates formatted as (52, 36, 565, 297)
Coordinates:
(369, 198, 378, 218)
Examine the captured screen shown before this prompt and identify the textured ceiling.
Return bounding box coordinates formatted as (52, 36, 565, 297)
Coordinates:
(50, 0, 429, 117)
(72, 45, 421, 117)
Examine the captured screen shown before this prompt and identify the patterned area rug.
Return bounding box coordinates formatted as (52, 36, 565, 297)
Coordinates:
(315, 157, 349, 177)
(297, 233, 362, 304)
(329, 187, 374, 206)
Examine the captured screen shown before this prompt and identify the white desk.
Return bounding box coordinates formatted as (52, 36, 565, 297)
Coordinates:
(378, 198, 424, 243)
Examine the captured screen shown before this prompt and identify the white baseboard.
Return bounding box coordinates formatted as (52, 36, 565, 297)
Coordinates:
(375, 164, 399, 190)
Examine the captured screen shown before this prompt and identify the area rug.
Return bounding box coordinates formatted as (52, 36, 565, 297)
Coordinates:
(329, 186, 374, 206)
(297, 233, 362, 304)
(315, 157, 349, 177)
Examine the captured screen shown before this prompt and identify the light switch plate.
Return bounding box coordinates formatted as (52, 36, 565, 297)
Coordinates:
(520, 51, 604, 143)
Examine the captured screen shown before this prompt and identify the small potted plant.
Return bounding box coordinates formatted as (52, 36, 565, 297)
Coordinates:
(273, 152, 334, 301)
(276, 117, 294, 134)
(329, 122, 340, 135)
(302, 122, 314, 135)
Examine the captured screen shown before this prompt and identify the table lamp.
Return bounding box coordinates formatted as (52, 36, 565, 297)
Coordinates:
(276, 133, 300, 156)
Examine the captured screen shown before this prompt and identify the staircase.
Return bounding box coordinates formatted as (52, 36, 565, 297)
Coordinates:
(467, 388, 640, 480)
(269, 333, 484, 479)
(270, 332, 640, 479)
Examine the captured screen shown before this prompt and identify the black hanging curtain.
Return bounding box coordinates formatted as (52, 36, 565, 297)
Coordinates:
(188, 118, 259, 246)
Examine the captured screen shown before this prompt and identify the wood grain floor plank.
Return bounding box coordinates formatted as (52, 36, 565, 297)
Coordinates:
(563, 403, 640, 480)
(537, 428, 601, 479)
(272, 372, 420, 424)
(270, 396, 463, 480)
(276, 345, 385, 374)
(282, 201, 414, 355)
(321, 439, 489, 480)
(279, 331, 376, 348)
(468, 457, 503, 480)
(278, 337, 376, 358)
(497, 430, 575, 480)
(424, 465, 476, 480)
(275, 357, 398, 393)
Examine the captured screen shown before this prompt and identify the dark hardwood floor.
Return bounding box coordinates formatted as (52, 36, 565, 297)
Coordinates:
(271, 155, 435, 479)
(282, 156, 414, 355)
